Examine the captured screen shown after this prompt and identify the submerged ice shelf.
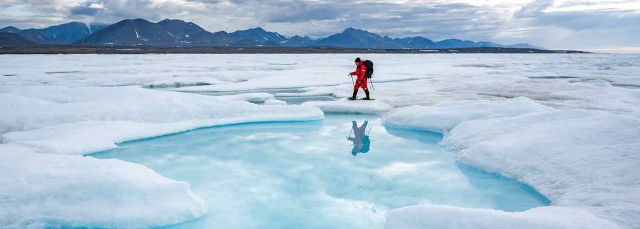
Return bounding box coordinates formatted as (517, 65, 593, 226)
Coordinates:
(92, 115, 548, 229)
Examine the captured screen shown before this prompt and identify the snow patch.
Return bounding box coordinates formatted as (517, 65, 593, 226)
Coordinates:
(214, 92, 276, 103)
(382, 97, 553, 133)
(0, 147, 208, 228)
(386, 205, 619, 229)
(302, 98, 392, 114)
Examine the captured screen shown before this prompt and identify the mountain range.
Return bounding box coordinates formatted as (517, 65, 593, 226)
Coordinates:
(1, 18, 543, 49)
(0, 22, 108, 44)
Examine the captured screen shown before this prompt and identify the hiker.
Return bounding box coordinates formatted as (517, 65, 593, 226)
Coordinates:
(348, 57, 371, 100)
(347, 120, 371, 156)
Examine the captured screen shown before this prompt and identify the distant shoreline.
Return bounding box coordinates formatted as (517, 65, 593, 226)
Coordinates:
(0, 45, 587, 54)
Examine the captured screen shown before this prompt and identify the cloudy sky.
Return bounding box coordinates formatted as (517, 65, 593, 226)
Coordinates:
(1, 0, 639, 51)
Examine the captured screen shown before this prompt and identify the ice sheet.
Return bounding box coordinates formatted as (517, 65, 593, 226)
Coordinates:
(3, 54, 639, 112)
(0, 85, 323, 228)
(1, 53, 639, 229)
(383, 98, 640, 229)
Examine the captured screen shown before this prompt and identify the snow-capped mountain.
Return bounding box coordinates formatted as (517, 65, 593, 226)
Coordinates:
(75, 19, 258, 46)
(232, 27, 288, 45)
(36, 22, 108, 44)
(1, 18, 543, 49)
(314, 28, 403, 49)
(0, 22, 107, 44)
(280, 35, 316, 47)
(384, 36, 436, 49)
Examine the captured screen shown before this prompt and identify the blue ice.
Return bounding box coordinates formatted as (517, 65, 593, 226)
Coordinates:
(92, 114, 549, 229)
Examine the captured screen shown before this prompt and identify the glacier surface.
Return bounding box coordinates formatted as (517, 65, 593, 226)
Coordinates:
(1, 53, 639, 228)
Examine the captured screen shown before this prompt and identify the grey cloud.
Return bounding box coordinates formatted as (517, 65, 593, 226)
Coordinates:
(515, 0, 554, 18)
(69, 2, 104, 16)
(1, 0, 639, 49)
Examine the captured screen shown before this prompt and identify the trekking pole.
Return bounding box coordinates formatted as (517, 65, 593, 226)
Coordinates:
(349, 74, 354, 86)
(369, 78, 375, 90)
(347, 129, 353, 139)
(367, 125, 373, 135)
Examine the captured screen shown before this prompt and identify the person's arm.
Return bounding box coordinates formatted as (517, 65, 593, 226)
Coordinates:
(357, 64, 366, 80)
(350, 66, 358, 76)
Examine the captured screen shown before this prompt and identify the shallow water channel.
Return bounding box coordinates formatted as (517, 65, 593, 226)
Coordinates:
(92, 114, 549, 229)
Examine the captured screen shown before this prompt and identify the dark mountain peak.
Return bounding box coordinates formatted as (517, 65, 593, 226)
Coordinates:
(281, 35, 316, 47)
(343, 27, 362, 33)
(317, 27, 401, 49)
(159, 18, 187, 24)
(61, 21, 86, 26)
(232, 27, 287, 45)
(0, 26, 21, 33)
(114, 18, 152, 26)
(247, 27, 267, 32)
(131, 18, 150, 22)
(109, 18, 152, 27)
(157, 19, 206, 34)
(340, 28, 384, 40)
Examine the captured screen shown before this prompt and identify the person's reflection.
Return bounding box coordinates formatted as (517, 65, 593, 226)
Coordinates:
(347, 120, 371, 156)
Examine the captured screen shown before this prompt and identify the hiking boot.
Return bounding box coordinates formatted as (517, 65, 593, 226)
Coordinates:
(347, 97, 357, 100)
(362, 97, 371, 100)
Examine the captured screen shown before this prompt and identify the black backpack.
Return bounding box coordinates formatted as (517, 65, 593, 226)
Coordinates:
(363, 60, 374, 78)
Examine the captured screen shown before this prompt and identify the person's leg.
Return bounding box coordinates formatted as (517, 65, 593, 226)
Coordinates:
(349, 81, 361, 99)
(361, 120, 368, 128)
(362, 78, 370, 100)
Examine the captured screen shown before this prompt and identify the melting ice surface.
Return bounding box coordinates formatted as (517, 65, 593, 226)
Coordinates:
(92, 114, 549, 229)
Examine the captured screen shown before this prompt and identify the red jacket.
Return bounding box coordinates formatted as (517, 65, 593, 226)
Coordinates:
(351, 61, 367, 80)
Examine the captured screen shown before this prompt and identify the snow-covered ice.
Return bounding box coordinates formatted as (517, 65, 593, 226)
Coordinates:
(213, 92, 277, 103)
(386, 205, 618, 229)
(0, 86, 323, 155)
(382, 97, 554, 133)
(302, 98, 393, 114)
(0, 85, 322, 228)
(383, 98, 640, 229)
(0, 147, 208, 229)
(1, 53, 639, 229)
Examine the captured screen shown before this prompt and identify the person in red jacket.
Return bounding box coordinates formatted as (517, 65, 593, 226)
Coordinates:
(348, 57, 371, 100)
